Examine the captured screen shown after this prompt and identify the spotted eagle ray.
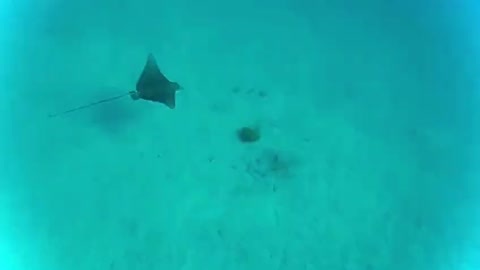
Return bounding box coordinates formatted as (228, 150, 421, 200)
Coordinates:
(48, 53, 182, 118)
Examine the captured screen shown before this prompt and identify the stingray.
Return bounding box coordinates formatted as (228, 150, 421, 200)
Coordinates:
(48, 53, 182, 118)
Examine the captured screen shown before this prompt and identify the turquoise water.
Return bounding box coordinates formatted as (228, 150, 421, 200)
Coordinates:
(1, 1, 479, 269)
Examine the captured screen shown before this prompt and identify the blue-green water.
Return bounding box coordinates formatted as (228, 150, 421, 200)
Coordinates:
(1, 1, 479, 269)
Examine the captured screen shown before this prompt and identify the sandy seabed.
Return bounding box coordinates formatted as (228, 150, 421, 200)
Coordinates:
(1, 1, 479, 270)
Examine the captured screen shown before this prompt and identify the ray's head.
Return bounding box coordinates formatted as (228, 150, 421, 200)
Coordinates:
(167, 82, 183, 109)
(171, 82, 182, 91)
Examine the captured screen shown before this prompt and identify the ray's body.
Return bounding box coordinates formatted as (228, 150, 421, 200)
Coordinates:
(130, 53, 182, 109)
(48, 53, 181, 118)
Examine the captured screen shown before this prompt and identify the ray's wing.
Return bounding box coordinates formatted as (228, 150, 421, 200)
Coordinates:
(136, 53, 170, 92)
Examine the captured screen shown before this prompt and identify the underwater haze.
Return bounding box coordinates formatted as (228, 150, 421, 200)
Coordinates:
(1, 0, 479, 270)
